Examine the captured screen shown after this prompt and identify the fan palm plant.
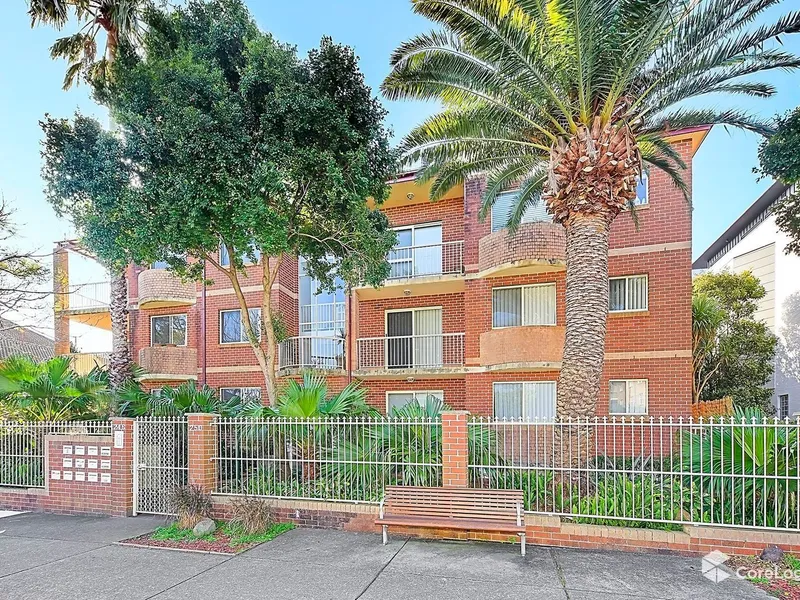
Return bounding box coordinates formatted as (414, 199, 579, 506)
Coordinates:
(0, 355, 110, 421)
(692, 293, 727, 403)
(28, 0, 150, 390)
(116, 380, 245, 417)
(383, 0, 800, 417)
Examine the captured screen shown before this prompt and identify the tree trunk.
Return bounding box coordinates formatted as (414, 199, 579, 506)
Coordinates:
(108, 270, 132, 390)
(261, 256, 282, 406)
(556, 213, 612, 418)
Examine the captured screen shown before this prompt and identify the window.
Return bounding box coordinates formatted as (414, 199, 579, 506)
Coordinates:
(493, 382, 556, 420)
(609, 275, 648, 312)
(298, 258, 345, 334)
(220, 308, 261, 344)
(386, 307, 442, 368)
(386, 390, 443, 414)
(388, 223, 443, 278)
(491, 190, 551, 232)
(220, 387, 262, 404)
(492, 283, 556, 328)
(150, 315, 187, 346)
(609, 380, 648, 415)
(780, 394, 790, 419)
(151, 260, 169, 269)
(219, 243, 261, 267)
(633, 170, 649, 206)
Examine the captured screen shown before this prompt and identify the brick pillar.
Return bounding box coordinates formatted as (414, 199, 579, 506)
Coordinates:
(187, 413, 217, 493)
(441, 411, 470, 488)
(53, 246, 70, 355)
(110, 417, 135, 516)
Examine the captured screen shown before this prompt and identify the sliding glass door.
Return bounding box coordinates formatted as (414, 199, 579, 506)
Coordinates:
(386, 308, 442, 368)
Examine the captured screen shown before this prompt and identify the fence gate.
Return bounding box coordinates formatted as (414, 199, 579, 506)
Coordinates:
(133, 417, 188, 515)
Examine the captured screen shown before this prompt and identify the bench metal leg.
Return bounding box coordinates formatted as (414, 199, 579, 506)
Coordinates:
(382, 525, 388, 545)
(520, 533, 526, 557)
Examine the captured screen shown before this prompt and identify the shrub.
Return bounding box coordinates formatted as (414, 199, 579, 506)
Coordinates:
(171, 485, 212, 529)
(229, 495, 274, 534)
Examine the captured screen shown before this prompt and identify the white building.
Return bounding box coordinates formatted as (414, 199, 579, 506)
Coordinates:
(693, 182, 800, 417)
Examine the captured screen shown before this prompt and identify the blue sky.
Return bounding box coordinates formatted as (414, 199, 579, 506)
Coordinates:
(1, 0, 799, 345)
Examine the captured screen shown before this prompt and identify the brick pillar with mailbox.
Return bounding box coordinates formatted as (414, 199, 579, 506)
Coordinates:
(441, 411, 470, 488)
(187, 413, 218, 493)
(110, 417, 135, 516)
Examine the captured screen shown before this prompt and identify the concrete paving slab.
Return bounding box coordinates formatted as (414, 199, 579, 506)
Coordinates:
(0, 513, 166, 543)
(0, 544, 227, 600)
(553, 547, 769, 600)
(0, 536, 104, 577)
(241, 527, 405, 568)
(152, 554, 381, 600)
(358, 569, 567, 600)
(385, 538, 562, 588)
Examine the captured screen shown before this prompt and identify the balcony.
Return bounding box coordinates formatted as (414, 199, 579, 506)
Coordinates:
(138, 269, 196, 309)
(478, 222, 565, 277)
(278, 336, 346, 374)
(355, 333, 465, 377)
(67, 352, 111, 375)
(356, 241, 464, 299)
(58, 281, 111, 330)
(480, 326, 565, 371)
(300, 302, 346, 333)
(138, 346, 197, 381)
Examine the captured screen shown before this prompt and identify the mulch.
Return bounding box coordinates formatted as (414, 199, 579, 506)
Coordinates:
(727, 555, 800, 600)
(120, 531, 255, 555)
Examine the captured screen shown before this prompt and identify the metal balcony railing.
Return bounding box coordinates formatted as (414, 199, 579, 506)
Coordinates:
(356, 333, 465, 370)
(278, 336, 346, 371)
(65, 281, 111, 310)
(387, 241, 464, 280)
(299, 302, 346, 333)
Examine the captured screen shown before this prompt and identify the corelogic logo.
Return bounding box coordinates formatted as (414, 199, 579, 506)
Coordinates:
(702, 550, 731, 583)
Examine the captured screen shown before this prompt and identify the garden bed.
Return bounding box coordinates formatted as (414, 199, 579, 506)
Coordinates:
(121, 521, 295, 555)
(727, 554, 800, 599)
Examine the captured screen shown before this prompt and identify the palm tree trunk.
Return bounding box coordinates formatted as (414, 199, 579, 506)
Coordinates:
(556, 213, 611, 418)
(108, 270, 132, 390)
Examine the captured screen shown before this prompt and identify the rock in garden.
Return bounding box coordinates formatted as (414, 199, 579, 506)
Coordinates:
(192, 518, 216, 536)
(761, 545, 784, 562)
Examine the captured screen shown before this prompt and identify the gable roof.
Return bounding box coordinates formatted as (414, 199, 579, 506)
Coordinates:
(692, 181, 791, 270)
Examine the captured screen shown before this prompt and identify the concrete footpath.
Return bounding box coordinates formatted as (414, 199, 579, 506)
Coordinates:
(0, 512, 766, 599)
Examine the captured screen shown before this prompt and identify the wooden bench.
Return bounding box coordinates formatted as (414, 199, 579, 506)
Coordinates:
(376, 486, 527, 555)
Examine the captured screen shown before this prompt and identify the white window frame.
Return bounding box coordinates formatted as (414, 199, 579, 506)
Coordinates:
(608, 275, 649, 313)
(491, 283, 557, 329)
(384, 306, 444, 335)
(219, 242, 261, 268)
(220, 387, 262, 403)
(385, 390, 444, 414)
(633, 170, 649, 206)
(490, 189, 551, 232)
(608, 379, 649, 415)
(220, 308, 262, 344)
(388, 222, 443, 278)
(150, 314, 188, 347)
(492, 381, 557, 420)
(780, 394, 790, 419)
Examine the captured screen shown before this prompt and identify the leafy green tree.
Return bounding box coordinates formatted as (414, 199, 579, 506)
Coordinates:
(758, 106, 800, 255)
(0, 355, 110, 421)
(382, 0, 800, 417)
(41, 0, 397, 404)
(692, 294, 726, 404)
(30, 0, 151, 390)
(693, 271, 778, 411)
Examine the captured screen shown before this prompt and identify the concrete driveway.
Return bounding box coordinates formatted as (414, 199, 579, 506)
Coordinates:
(0, 512, 766, 599)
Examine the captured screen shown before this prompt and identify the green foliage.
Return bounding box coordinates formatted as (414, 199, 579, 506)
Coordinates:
(692, 271, 778, 411)
(0, 355, 110, 421)
(681, 406, 800, 529)
(151, 521, 215, 542)
(223, 521, 294, 547)
(116, 381, 246, 417)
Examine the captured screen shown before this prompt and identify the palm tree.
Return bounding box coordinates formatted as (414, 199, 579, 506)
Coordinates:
(382, 0, 800, 417)
(691, 293, 726, 404)
(116, 381, 246, 417)
(0, 355, 110, 421)
(28, 0, 150, 390)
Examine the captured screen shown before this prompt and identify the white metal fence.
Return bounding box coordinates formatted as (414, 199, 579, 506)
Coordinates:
(213, 417, 442, 503)
(468, 417, 800, 532)
(278, 336, 345, 371)
(0, 421, 112, 488)
(133, 417, 188, 515)
(66, 281, 111, 310)
(356, 333, 465, 370)
(388, 241, 464, 279)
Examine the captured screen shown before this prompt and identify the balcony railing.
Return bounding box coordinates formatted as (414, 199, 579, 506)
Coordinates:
(65, 281, 110, 310)
(387, 241, 463, 280)
(278, 336, 345, 371)
(67, 352, 111, 375)
(299, 302, 346, 333)
(356, 333, 464, 370)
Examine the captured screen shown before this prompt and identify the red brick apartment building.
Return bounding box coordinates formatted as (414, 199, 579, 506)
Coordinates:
(53, 128, 708, 419)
